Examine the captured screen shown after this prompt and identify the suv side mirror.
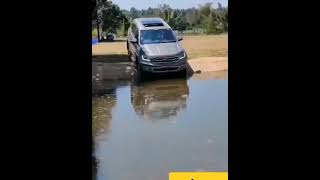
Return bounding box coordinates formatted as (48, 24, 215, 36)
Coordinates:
(130, 37, 138, 43)
(177, 36, 183, 41)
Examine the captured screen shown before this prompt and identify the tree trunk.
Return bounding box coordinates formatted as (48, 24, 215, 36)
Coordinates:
(95, 6, 100, 41)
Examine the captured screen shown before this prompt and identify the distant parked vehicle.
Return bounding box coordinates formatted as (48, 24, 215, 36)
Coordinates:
(101, 32, 116, 41)
(92, 38, 98, 45)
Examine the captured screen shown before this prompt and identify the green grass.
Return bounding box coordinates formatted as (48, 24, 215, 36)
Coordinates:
(92, 29, 98, 38)
(187, 49, 228, 59)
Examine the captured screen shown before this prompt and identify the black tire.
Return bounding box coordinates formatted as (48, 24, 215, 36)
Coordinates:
(127, 46, 133, 62)
(127, 41, 129, 53)
(127, 43, 135, 62)
(134, 56, 145, 82)
(128, 51, 132, 61)
(177, 69, 187, 78)
(136, 62, 145, 81)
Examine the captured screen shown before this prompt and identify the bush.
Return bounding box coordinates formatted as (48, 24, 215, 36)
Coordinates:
(92, 29, 98, 38)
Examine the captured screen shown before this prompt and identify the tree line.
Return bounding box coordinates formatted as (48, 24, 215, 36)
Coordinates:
(92, 0, 228, 37)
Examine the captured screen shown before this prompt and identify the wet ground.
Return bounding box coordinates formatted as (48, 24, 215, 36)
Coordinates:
(92, 72, 228, 180)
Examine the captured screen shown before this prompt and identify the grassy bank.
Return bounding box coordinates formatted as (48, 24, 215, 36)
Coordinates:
(92, 34, 228, 60)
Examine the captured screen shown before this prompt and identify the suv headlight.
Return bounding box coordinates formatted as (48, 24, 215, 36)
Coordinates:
(178, 51, 186, 59)
(141, 54, 151, 62)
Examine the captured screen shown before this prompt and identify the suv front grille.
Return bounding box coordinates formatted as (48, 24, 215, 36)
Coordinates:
(153, 67, 179, 71)
(151, 56, 179, 63)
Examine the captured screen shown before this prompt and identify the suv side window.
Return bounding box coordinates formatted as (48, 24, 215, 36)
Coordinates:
(134, 28, 139, 41)
(131, 24, 139, 40)
(130, 24, 135, 35)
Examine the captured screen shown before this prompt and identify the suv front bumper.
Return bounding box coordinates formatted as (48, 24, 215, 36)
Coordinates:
(140, 57, 187, 73)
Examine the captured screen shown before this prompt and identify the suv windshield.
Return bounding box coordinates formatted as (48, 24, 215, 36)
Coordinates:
(140, 29, 177, 44)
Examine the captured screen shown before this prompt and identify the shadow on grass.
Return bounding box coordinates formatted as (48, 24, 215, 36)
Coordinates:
(92, 54, 130, 63)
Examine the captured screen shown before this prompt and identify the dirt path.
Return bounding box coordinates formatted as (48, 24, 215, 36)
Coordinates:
(190, 70, 228, 80)
(188, 57, 228, 73)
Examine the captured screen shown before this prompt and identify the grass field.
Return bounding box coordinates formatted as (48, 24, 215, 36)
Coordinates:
(92, 34, 228, 60)
(182, 34, 228, 58)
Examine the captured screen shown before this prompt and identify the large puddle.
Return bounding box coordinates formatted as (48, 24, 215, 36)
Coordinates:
(92, 73, 228, 180)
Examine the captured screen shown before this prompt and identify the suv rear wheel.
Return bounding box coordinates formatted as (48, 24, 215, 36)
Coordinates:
(127, 41, 132, 61)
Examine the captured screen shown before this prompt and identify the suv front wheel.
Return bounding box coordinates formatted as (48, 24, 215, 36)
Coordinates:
(178, 69, 187, 78)
(135, 57, 145, 81)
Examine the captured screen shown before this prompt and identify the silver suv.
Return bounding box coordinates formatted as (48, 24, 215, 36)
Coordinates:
(127, 18, 187, 77)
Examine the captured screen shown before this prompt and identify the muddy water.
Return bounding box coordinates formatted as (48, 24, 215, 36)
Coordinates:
(92, 73, 228, 180)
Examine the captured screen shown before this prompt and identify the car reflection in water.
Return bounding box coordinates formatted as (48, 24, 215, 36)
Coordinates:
(131, 79, 189, 121)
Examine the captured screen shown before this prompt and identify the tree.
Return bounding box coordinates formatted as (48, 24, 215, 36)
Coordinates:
(224, 8, 228, 31)
(98, 3, 129, 34)
(92, 0, 113, 40)
(95, 3, 228, 36)
(197, 2, 227, 34)
(175, 15, 188, 32)
(218, 2, 223, 10)
(146, 7, 154, 17)
(199, 2, 212, 18)
(185, 7, 201, 31)
(121, 9, 130, 17)
(129, 7, 140, 20)
(158, 4, 172, 21)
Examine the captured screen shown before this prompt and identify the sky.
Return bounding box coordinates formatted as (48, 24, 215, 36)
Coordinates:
(111, 0, 228, 10)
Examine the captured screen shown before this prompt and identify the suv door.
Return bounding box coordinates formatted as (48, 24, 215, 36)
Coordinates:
(128, 23, 139, 63)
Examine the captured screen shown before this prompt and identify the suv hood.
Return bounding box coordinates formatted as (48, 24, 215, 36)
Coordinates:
(141, 42, 183, 57)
